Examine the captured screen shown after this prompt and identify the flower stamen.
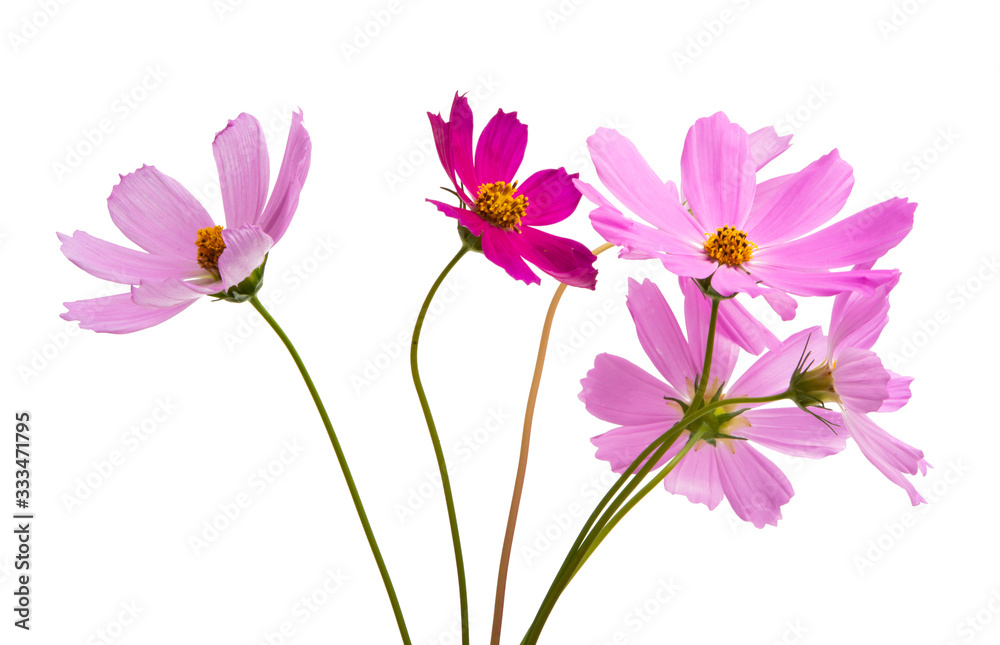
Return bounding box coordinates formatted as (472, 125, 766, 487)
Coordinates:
(474, 181, 528, 231)
(704, 225, 757, 266)
(195, 225, 226, 275)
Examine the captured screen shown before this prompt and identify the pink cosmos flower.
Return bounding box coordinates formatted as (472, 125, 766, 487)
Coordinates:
(580, 278, 845, 528)
(577, 112, 914, 321)
(427, 93, 598, 289)
(60, 111, 311, 333)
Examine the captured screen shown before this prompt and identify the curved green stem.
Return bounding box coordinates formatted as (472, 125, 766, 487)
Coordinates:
(250, 296, 410, 644)
(410, 245, 471, 645)
(690, 298, 720, 409)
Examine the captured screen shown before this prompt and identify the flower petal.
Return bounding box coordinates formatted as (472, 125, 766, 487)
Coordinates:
(58, 231, 202, 283)
(480, 226, 539, 285)
(107, 165, 215, 257)
(447, 94, 479, 199)
(517, 168, 581, 226)
(426, 199, 486, 237)
(844, 410, 928, 505)
(580, 353, 684, 426)
(474, 109, 526, 185)
(626, 278, 700, 391)
(828, 273, 899, 356)
(592, 424, 685, 473)
(512, 226, 597, 289)
(715, 440, 794, 528)
(749, 126, 792, 171)
(62, 293, 195, 334)
(832, 347, 890, 413)
(663, 444, 724, 510)
(429, 107, 469, 204)
(747, 263, 897, 298)
(131, 277, 215, 308)
(258, 109, 312, 244)
(879, 372, 913, 413)
(740, 408, 846, 457)
(681, 112, 756, 231)
(716, 296, 780, 355)
(728, 327, 825, 400)
(680, 277, 740, 383)
(213, 113, 269, 230)
(219, 225, 274, 290)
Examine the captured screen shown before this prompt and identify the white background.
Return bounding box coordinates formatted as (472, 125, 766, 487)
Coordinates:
(1, 0, 997, 643)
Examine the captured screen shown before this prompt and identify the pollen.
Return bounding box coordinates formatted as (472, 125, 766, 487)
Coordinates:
(703, 225, 757, 266)
(474, 181, 528, 231)
(195, 225, 226, 274)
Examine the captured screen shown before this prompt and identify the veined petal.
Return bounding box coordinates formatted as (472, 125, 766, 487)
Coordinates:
(258, 109, 312, 244)
(481, 226, 539, 285)
(879, 372, 913, 412)
(58, 231, 202, 283)
(740, 408, 846, 457)
(592, 424, 685, 474)
(131, 277, 215, 308)
(729, 327, 825, 400)
(681, 112, 756, 231)
(219, 226, 273, 290)
(715, 440, 794, 528)
(426, 199, 486, 237)
(662, 444, 724, 510)
(710, 265, 764, 297)
(749, 126, 792, 171)
(844, 410, 928, 505)
(828, 275, 898, 356)
(626, 278, 700, 392)
(517, 168, 581, 226)
(474, 109, 526, 185)
(760, 287, 798, 321)
(107, 165, 215, 257)
(62, 293, 195, 334)
(832, 347, 890, 413)
(429, 108, 469, 203)
(448, 94, 479, 199)
(580, 353, 684, 426)
(716, 296, 781, 355)
(747, 263, 896, 297)
(213, 113, 269, 230)
(513, 226, 597, 289)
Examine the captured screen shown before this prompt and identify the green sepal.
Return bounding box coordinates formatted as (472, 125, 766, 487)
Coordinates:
(209, 254, 268, 303)
(457, 223, 483, 253)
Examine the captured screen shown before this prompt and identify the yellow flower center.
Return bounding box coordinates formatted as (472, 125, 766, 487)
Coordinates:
(195, 225, 226, 274)
(703, 225, 757, 266)
(474, 181, 528, 231)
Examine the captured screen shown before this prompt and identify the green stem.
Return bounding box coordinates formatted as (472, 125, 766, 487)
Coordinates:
(690, 298, 720, 409)
(410, 245, 471, 645)
(250, 296, 410, 644)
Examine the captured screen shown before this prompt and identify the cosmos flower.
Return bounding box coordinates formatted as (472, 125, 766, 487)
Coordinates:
(427, 93, 597, 289)
(577, 112, 914, 321)
(60, 111, 311, 333)
(580, 278, 845, 528)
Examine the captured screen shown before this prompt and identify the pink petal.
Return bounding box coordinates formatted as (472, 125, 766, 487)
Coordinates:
(844, 410, 928, 505)
(58, 231, 201, 283)
(474, 109, 526, 185)
(748, 126, 792, 171)
(747, 263, 897, 298)
(586, 128, 704, 241)
(740, 408, 846, 457)
(219, 225, 274, 290)
(662, 443, 724, 510)
(760, 287, 798, 321)
(480, 226, 539, 285)
(715, 440, 794, 528)
(62, 293, 195, 334)
(626, 278, 700, 392)
(213, 113, 269, 230)
(879, 372, 913, 412)
(680, 112, 756, 231)
(512, 226, 598, 289)
(729, 327, 825, 400)
(716, 295, 781, 355)
(131, 277, 215, 308)
(580, 353, 685, 426)
(517, 168, 581, 226)
(745, 149, 854, 246)
(709, 265, 764, 297)
(832, 347, 890, 413)
(426, 199, 486, 237)
(258, 109, 312, 244)
(592, 424, 685, 474)
(828, 274, 898, 356)
(107, 165, 215, 258)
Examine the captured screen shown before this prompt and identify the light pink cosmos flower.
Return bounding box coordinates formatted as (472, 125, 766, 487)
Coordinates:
(580, 278, 845, 528)
(60, 111, 311, 333)
(576, 112, 914, 325)
(427, 93, 597, 289)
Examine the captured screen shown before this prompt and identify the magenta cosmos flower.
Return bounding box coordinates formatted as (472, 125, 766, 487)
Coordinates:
(577, 112, 914, 320)
(580, 277, 845, 528)
(60, 111, 311, 333)
(427, 93, 597, 289)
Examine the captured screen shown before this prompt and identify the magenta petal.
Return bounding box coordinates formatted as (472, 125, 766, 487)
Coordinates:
(58, 231, 201, 283)
(680, 112, 756, 231)
(740, 408, 846, 457)
(131, 277, 214, 308)
(481, 226, 540, 285)
(626, 278, 700, 391)
(879, 372, 913, 412)
(580, 353, 684, 426)
(715, 441, 794, 528)
(745, 149, 854, 246)
(513, 226, 597, 289)
(426, 199, 486, 237)
(447, 94, 479, 198)
(258, 110, 311, 244)
(62, 293, 195, 334)
(729, 327, 825, 400)
(517, 168, 581, 226)
(213, 113, 269, 230)
(832, 347, 890, 413)
(107, 165, 215, 257)
(586, 128, 704, 241)
(844, 410, 928, 505)
(429, 109, 468, 203)
(748, 126, 792, 171)
(662, 444, 724, 510)
(219, 225, 274, 290)
(474, 109, 527, 185)
(763, 198, 915, 270)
